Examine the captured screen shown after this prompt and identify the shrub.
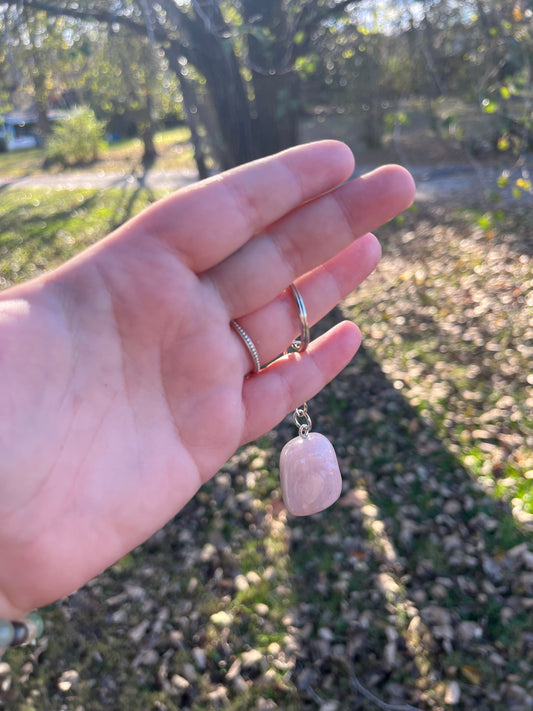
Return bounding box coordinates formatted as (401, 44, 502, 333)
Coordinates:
(46, 106, 106, 167)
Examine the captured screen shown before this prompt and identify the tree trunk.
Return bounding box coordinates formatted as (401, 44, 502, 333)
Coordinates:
(22, 7, 50, 138)
(243, 0, 299, 156)
(165, 48, 209, 180)
(204, 61, 256, 167)
(140, 92, 157, 166)
(186, 41, 255, 167)
(169, 2, 259, 168)
(248, 67, 299, 156)
(35, 86, 50, 138)
(363, 97, 384, 149)
(178, 75, 209, 180)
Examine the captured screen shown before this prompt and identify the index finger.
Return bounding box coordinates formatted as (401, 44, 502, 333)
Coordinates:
(123, 141, 355, 272)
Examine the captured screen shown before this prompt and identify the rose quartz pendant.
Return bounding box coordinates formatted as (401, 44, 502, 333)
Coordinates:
(280, 432, 342, 516)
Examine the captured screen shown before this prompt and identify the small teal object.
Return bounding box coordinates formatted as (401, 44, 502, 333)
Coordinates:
(26, 612, 44, 640)
(0, 619, 15, 648)
(0, 613, 43, 649)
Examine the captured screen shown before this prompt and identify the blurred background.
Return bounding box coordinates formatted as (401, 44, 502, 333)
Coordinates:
(0, 2, 532, 710)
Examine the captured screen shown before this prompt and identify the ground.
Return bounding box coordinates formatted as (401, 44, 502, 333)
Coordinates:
(0, 116, 531, 711)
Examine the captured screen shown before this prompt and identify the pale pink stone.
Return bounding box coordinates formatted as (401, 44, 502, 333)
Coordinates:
(280, 432, 342, 516)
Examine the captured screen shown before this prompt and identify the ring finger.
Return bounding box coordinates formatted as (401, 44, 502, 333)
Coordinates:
(227, 232, 381, 374)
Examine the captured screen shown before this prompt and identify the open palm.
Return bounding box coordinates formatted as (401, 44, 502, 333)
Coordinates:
(0, 142, 415, 619)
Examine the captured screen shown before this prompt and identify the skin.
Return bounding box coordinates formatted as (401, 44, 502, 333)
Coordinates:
(0, 141, 415, 620)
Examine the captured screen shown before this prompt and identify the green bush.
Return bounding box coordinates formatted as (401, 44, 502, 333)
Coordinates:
(46, 106, 106, 167)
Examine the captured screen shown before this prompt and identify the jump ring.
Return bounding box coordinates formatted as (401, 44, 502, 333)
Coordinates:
(289, 283, 309, 353)
(293, 402, 312, 437)
(231, 320, 261, 375)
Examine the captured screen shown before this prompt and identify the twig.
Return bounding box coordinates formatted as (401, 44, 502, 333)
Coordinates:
(303, 660, 424, 711)
(303, 683, 324, 705)
(348, 670, 423, 711)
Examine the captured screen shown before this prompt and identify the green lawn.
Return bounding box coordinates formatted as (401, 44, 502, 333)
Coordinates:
(0, 125, 196, 180)
(0, 187, 161, 287)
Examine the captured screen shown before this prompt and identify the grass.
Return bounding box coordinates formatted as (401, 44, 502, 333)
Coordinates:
(0, 125, 195, 180)
(98, 126, 196, 173)
(0, 146, 44, 178)
(0, 187, 161, 287)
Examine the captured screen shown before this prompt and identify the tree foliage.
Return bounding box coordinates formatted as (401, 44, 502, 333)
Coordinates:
(0, 6, 83, 134)
(8, 0, 358, 168)
(1, 0, 532, 177)
(45, 104, 105, 166)
(311, 0, 532, 165)
(81, 23, 182, 164)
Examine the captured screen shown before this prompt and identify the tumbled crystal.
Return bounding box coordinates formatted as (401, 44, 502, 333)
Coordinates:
(280, 432, 342, 516)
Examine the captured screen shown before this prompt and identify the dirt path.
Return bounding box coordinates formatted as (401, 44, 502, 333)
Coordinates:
(2, 163, 531, 205)
(0, 167, 199, 193)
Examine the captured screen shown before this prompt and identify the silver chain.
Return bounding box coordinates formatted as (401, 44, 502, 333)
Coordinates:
(293, 402, 312, 438)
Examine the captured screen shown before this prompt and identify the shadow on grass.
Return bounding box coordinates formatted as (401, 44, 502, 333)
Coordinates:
(0, 175, 159, 286)
(105, 167, 158, 233)
(2, 310, 530, 711)
(274, 329, 531, 710)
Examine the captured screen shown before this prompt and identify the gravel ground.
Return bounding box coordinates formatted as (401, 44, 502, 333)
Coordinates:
(0, 187, 531, 711)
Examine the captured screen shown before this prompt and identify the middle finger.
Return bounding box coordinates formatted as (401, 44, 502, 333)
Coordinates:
(203, 164, 414, 318)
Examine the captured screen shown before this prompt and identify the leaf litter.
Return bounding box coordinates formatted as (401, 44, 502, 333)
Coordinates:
(0, 193, 532, 711)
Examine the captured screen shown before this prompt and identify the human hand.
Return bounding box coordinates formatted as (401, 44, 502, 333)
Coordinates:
(0, 141, 415, 618)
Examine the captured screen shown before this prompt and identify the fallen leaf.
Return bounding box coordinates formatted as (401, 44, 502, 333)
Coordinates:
(461, 665, 482, 685)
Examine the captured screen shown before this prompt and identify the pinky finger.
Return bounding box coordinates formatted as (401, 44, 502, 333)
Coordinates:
(240, 320, 361, 444)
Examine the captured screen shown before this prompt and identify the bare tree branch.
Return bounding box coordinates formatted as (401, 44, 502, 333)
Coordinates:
(13, 0, 146, 34)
